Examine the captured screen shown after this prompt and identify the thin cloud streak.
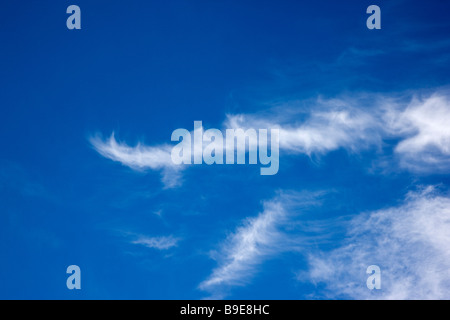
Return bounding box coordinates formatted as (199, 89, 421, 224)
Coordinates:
(90, 133, 182, 188)
(132, 235, 181, 250)
(199, 199, 286, 291)
(199, 191, 324, 298)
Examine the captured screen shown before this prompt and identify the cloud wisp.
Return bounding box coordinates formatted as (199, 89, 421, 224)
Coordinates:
(90, 133, 183, 188)
(199, 191, 324, 298)
(199, 199, 286, 293)
(132, 235, 181, 250)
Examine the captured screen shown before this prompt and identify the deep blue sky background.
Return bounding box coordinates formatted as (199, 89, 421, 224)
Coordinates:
(1, 0, 450, 299)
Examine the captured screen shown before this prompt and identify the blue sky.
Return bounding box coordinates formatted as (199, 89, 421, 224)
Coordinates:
(1, 0, 450, 299)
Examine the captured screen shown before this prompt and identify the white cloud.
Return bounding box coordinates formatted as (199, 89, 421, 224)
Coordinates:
(227, 91, 450, 173)
(306, 186, 450, 299)
(199, 191, 323, 297)
(199, 185, 450, 299)
(225, 98, 381, 156)
(199, 200, 286, 293)
(90, 91, 450, 186)
(388, 94, 450, 172)
(90, 133, 182, 188)
(132, 235, 180, 250)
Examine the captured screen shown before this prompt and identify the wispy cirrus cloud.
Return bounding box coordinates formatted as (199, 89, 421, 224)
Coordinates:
(306, 186, 450, 299)
(199, 199, 286, 294)
(90, 90, 450, 187)
(200, 185, 450, 299)
(199, 191, 324, 298)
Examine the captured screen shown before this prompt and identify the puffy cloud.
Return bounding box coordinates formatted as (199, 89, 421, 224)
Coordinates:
(389, 94, 450, 172)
